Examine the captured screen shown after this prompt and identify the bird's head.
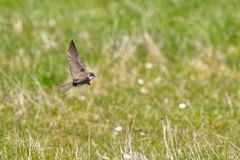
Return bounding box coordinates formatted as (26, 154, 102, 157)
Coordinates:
(87, 72, 96, 81)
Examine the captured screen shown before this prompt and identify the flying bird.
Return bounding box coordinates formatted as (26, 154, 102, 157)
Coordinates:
(59, 40, 96, 93)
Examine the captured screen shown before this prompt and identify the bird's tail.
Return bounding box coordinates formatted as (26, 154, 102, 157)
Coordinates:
(58, 81, 72, 93)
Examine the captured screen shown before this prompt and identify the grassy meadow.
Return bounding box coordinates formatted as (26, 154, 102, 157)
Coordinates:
(1, 0, 240, 159)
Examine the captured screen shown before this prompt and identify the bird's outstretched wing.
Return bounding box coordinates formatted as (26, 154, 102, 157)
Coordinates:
(67, 40, 85, 78)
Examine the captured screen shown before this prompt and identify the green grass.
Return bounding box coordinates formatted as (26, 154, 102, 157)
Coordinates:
(1, 0, 240, 159)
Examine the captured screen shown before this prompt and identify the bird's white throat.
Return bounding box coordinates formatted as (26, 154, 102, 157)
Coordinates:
(88, 75, 95, 80)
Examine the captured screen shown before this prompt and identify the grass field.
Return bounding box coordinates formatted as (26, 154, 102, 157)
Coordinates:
(1, 0, 240, 159)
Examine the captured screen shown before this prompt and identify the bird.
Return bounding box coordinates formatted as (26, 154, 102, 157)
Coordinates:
(59, 40, 96, 93)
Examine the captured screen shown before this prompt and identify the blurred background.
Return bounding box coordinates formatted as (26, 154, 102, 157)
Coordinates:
(0, 0, 240, 159)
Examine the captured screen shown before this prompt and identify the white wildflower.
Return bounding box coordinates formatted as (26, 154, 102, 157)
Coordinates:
(140, 87, 149, 94)
(178, 103, 186, 109)
(114, 125, 122, 132)
(145, 62, 153, 69)
(139, 131, 145, 136)
(137, 79, 144, 85)
(146, 104, 152, 110)
(80, 95, 86, 101)
(164, 98, 169, 104)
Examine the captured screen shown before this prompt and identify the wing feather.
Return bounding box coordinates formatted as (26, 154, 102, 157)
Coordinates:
(67, 40, 85, 78)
